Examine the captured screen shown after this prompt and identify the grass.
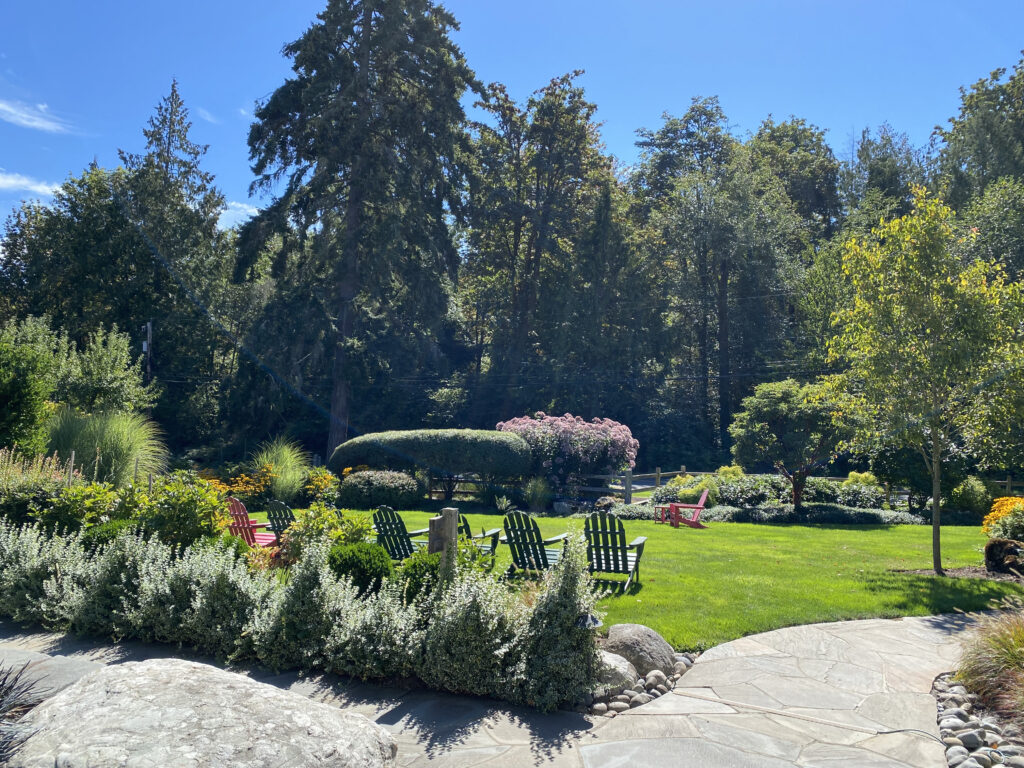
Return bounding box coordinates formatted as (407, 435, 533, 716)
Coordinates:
(384, 510, 1024, 651)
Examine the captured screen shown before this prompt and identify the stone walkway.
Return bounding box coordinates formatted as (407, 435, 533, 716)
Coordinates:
(0, 614, 970, 767)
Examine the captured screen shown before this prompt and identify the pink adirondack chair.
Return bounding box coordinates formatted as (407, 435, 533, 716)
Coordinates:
(668, 489, 709, 529)
(228, 521, 277, 548)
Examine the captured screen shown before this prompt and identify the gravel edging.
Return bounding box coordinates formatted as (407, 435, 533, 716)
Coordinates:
(934, 672, 1024, 768)
(583, 651, 700, 717)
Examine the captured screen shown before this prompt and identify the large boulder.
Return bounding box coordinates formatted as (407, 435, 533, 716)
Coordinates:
(604, 623, 675, 676)
(596, 651, 638, 697)
(10, 659, 397, 768)
(985, 538, 1024, 574)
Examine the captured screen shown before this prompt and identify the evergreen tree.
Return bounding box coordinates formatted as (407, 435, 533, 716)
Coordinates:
(246, 0, 477, 455)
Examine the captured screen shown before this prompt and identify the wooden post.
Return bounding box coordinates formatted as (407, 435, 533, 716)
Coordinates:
(67, 451, 75, 487)
(624, 469, 633, 504)
(430, 507, 459, 581)
(134, 457, 140, 484)
(681, 465, 686, 475)
(148, 473, 154, 495)
(655, 467, 661, 487)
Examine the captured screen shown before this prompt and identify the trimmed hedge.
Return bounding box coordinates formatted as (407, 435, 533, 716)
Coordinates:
(329, 429, 532, 478)
(328, 542, 394, 595)
(337, 470, 422, 509)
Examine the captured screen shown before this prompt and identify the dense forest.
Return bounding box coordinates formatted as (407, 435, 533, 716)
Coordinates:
(3, 1, 1024, 473)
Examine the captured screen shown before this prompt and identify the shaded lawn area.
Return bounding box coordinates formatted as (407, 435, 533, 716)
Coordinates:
(384, 511, 1023, 651)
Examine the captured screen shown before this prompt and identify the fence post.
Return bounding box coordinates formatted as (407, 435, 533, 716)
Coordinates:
(655, 467, 661, 487)
(67, 451, 75, 487)
(430, 507, 459, 582)
(148, 473, 154, 495)
(624, 469, 633, 504)
(681, 465, 686, 475)
(1007, 475, 1013, 494)
(134, 457, 140, 484)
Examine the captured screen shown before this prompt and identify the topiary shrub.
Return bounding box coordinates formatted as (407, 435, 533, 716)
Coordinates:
(328, 542, 394, 595)
(329, 429, 532, 481)
(393, 548, 442, 603)
(337, 470, 422, 509)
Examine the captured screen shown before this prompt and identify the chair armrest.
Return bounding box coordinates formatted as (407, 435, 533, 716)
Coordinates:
(474, 527, 501, 540)
(408, 527, 430, 536)
(628, 536, 647, 549)
(499, 535, 509, 544)
(543, 532, 569, 545)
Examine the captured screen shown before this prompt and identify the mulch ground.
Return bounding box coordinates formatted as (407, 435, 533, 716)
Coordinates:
(898, 566, 1024, 583)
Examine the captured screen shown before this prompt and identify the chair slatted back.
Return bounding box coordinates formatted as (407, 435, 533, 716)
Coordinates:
(503, 511, 552, 571)
(227, 497, 248, 523)
(266, 500, 295, 540)
(373, 506, 416, 560)
(584, 511, 629, 574)
(228, 521, 257, 547)
(458, 515, 474, 539)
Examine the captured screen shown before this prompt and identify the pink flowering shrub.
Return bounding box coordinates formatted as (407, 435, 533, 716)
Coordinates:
(495, 412, 639, 491)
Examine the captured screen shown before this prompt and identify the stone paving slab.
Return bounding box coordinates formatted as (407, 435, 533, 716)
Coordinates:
(0, 614, 969, 767)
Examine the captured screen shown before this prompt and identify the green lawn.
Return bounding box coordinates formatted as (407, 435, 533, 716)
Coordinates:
(386, 510, 1023, 651)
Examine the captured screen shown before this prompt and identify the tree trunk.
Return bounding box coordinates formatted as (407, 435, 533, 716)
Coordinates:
(717, 255, 730, 459)
(792, 475, 804, 512)
(931, 432, 944, 575)
(327, 299, 354, 458)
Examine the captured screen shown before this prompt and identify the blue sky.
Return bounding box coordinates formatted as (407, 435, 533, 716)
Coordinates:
(2, 1, 1023, 227)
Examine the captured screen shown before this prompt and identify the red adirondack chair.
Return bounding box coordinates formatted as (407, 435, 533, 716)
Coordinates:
(667, 489, 709, 529)
(227, 497, 267, 528)
(227, 521, 277, 548)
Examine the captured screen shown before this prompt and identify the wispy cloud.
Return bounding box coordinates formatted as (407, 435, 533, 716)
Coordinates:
(0, 99, 71, 133)
(219, 201, 259, 229)
(196, 107, 220, 124)
(238, 107, 249, 117)
(0, 171, 58, 197)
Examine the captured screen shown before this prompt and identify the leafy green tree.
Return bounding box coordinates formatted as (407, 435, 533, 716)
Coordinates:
(729, 378, 850, 510)
(59, 325, 157, 414)
(828, 188, 1023, 574)
(0, 337, 54, 453)
(840, 124, 926, 219)
(936, 56, 1024, 210)
(246, 0, 477, 456)
(963, 177, 1024, 280)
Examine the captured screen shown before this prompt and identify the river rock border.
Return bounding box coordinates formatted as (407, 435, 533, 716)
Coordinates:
(584, 651, 698, 717)
(934, 672, 1024, 768)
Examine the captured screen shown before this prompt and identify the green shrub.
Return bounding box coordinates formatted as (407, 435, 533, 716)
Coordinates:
(337, 470, 422, 509)
(700, 502, 924, 526)
(279, 503, 371, 563)
(0, 337, 54, 455)
(393, 548, 442, 603)
(716, 464, 745, 479)
(328, 542, 394, 595)
(327, 581, 421, 680)
(844, 471, 879, 487)
(418, 568, 528, 699)
(949, 476, 992, 518)
(79, 518, 143, 551)
(0, 522, 83, 624)
(716, 475, 790, 507)
(302, 466, 340, 505)
(250, 544, 358, 671)
(250, 438, 311, 504)
(514, 535, 599, 711)
(196, 532, 251, 561)
(329, 429, 532, 480)
(804, 477, 841, 504)
(30, 482, 119, 533)
(523, 477, 553, 512)
(47, 409, 167, 487)
(0, 449, 72, 525)
(835, 482, 886, 510)
(137, 471, 227, 546)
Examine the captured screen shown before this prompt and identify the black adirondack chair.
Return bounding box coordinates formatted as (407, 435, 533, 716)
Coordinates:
(584, 511, 647, 590)
(265, 500, 295, 544)
(372, 506, 428, 561)
(459, 515, 501, 557)
(501, 510, 567, 576)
